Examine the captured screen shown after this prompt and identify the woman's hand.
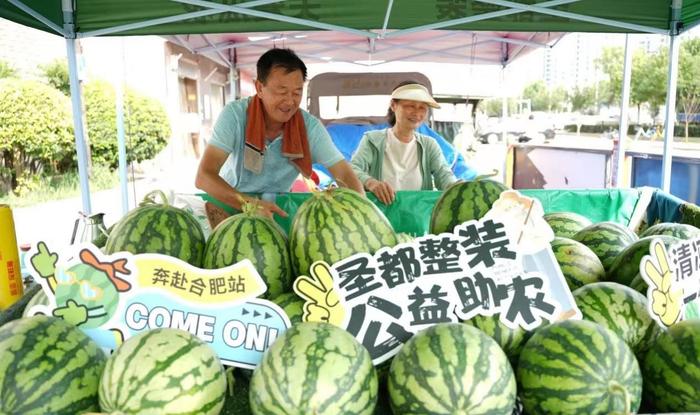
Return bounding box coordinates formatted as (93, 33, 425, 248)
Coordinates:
(365, 178, 396, 205)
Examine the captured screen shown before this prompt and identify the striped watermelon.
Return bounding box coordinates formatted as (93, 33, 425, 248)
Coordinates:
(462, 313, 530, 364)
(388, 323, 515, 414)
(550, 237, 605, 290)
(395, 232, 414, 245)
(572, 221, 638, 271)
(607, 235, 680, 286)
(22, 287, 48, 317)
(289, 188, 397, 276)
(572, 282, 660, 356)
(629, 273, 647, 294)
(544, 212, 593, 238)
(642, 319, 700, 412)
(204, 205, 292, 298)
(640, 222, 700, 239)
(271, 292, 303, 325)
(430, 179, 508, 235)
(250, 322, 377, 415)
(517, 319, 642, 415)
(105, 190, 205, 267)
(99, 328, 226, 414)
(0, 316, 106, 414)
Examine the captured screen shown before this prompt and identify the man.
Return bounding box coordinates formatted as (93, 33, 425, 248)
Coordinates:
(195, 48, 364, 218)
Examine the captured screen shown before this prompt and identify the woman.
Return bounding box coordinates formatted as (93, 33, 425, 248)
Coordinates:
(351, 81, 457, 204)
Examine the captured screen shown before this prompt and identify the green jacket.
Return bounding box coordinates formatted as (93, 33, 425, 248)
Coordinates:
(350, 129, 457, 191)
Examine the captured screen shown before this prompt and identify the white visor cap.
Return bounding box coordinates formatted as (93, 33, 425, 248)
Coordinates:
(390, 84, 440, 109)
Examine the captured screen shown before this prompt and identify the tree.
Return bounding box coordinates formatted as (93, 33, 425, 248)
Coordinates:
(632, 49, 667, 122)
(596, 46, 624, 105)
(678, 38, 700, 141)
(569, 86, 596, 113)
(0, 60, 17, 79)
(522, 81, 567, 112)
(40, 59, 70, 96)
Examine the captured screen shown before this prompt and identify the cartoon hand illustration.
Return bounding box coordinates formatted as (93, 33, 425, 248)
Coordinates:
(53, 299, 89, 326)
(294, 262, 346, 326)
(642, 240, 682, 326)
(30, 241, 58, 291)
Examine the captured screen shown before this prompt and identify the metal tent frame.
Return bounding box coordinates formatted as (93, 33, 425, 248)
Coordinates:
(2, 0, 691, 214)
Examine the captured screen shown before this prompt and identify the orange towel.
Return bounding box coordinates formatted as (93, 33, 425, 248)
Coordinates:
(245, 95, 312, 178)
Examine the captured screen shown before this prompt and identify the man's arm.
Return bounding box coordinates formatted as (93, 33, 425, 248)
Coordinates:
(327, 159, 366, 196)
(194, 145, 287, 218)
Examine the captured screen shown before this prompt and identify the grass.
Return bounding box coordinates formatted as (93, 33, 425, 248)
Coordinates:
(0, 165, 120, 208)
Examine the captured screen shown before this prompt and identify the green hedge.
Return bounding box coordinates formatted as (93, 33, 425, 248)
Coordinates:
(84, 81, 171, 169)
(0, 79, 74, 194)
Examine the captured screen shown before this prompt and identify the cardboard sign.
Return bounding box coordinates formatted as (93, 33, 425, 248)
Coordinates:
(24, 242, 289, 369)
(640, 237, 700, 328)
(294, 191, 581, 364)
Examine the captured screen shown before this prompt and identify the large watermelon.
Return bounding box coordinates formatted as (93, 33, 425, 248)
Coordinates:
(550, 237, 605, 290)
(640, 222, 700, 239)
(388, 323, 516, 414)
(204, 204, 292, 298)
(607, 235, 680, 286)
(0, 316, 106, 414)
(572, 282, 660, 356)
(105, 190, 206, 267)
(518, 319, 642, 415)
(544, 212, 593, 238)
(21, 286, 48, 318)
(271, 292, 304, 325)
(289, 188, 397, 276)
(572, 221, 638, 271)
(99, 328, 226, 414)
(430, 178, 508, 235)
(642, 319, 700, 412)
(250, 321, 377, 415)
(462, 313, 530, 365)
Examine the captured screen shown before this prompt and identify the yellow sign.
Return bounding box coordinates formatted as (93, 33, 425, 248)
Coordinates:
(0, 205, 23, 309)
(135, 256, 265, 304)
(294, 261, 347, 326)
(641, 240, 683, 327)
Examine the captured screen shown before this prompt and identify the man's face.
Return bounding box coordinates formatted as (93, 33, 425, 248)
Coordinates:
(256, 67, 304, 125)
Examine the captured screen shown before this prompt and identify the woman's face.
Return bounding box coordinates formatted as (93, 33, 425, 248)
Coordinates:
(392, 99, 429, 130)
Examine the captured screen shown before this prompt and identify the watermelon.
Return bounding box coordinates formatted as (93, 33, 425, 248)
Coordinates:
(271, 292, 304, 325)
(0, 283, 41, 326)
(462, 313, 530, 364)
(0, 316, 106, 414)
(544, 212, 593, 238)
(99, 328, 226, 414)
(572, 282, 660, 356)
(572, 221, 638, 271)
(395, 232, 414, 245)
(250, 321, 377, 414)
(607, 235, 680, 286)
(221, 367, 252, 415)
(517, 319, 642, 415)
(105, 190, 206, 267)
(289, 188, 397, 276)
(643, 319, 700, 412)
(430, 179, 508, 235)
(204, 204, 292, 298)
(550, 237, 605, 290)
(388, 323, 515, 414)
(22, 286, 48, 317)
(640, 222, 700, 239)
(629, 273, 647, 294)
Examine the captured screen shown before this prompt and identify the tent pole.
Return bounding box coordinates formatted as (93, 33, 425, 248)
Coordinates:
(117, 39, 129, 215)
(63, 1, 92, 214)
(661, 0, 683, 192)
(614, 34, 633, 188)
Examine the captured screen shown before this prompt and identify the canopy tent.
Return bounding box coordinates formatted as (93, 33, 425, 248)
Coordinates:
(1, 0, 696, 214)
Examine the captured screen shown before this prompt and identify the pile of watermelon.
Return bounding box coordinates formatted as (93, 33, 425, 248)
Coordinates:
(4, 181, 700, 414)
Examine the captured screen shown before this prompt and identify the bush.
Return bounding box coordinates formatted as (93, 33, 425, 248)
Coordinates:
(0, 60, 17, 79)
(83, 81, 171, 169)
(564, 122, 700, 138)
(40, 59, 70, 96)
(0, 79, 74, 194)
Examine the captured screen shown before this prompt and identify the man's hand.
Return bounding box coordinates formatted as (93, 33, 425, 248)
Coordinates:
(245, 198, 287, 219)
(642, 240, 682, 326)
(366, 178, 396, 205)
(53, 299, 89, 326)
(294, 261, 346, 326)
(31, 242, 58, 278)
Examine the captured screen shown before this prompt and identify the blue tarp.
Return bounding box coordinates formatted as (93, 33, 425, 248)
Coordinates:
(313, 122, 477, 185)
